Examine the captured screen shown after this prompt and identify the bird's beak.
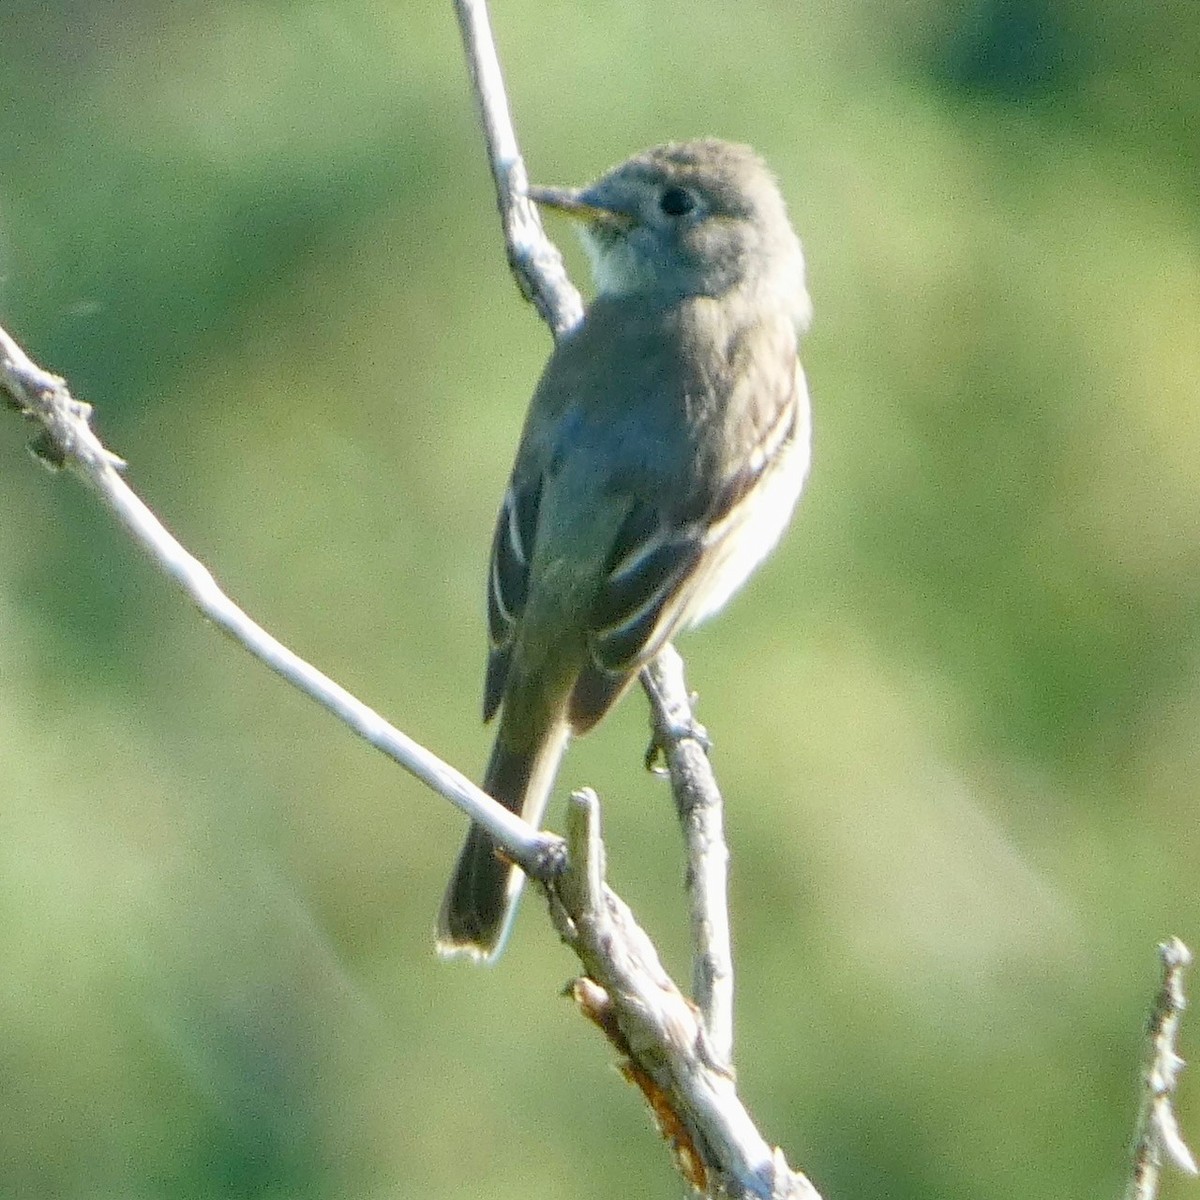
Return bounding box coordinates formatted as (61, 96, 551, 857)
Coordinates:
(527, 185, 634, 231)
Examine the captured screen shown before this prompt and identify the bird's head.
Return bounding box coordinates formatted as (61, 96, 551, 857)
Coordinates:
(529, 139, 810, 328)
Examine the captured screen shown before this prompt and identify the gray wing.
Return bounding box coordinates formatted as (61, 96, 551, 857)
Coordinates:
(483, 472, 542, 723)
(569, 373, 802, 729)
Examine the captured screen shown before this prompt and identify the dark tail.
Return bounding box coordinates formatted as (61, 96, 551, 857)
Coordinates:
(436, 719, 569, 962)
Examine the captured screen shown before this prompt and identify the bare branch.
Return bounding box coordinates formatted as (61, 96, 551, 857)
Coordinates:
(1126, 937, 1198, 1200)
(452, 0, 583, 337)
(0, 322, 559, 878)
(643, 645, 736, 1071)
(552, 790, 821, 1200)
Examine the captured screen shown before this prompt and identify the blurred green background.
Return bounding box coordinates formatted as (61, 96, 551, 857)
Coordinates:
(2, 1, 1198, 1197)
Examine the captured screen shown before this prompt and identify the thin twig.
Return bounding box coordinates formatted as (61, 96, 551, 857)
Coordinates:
(1126, 937, 1198, 1200)
(452, 0, 582, 337)
(0, 323, 559, 878)
(643, 645, 736, 1071)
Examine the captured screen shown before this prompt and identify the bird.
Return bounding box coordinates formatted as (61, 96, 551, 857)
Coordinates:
(437, 138, 813, 961)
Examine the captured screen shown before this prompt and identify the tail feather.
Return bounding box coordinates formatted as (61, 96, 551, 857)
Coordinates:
(436, 720, 570, 961)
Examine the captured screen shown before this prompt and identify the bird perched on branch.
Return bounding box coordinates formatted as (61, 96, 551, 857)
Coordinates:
(438, 139, 813, 961)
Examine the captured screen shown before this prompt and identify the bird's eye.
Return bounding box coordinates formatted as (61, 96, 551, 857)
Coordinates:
(659, 186, 696, 217)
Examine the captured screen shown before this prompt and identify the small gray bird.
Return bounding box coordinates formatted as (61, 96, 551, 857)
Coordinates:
(437, 139, 813, 961)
